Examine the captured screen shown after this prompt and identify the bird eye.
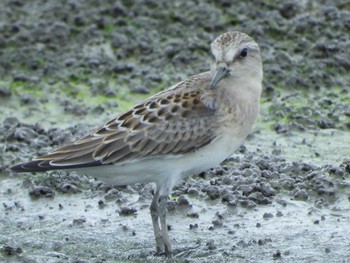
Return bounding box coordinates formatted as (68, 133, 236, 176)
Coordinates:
(240, 48, 248, 58)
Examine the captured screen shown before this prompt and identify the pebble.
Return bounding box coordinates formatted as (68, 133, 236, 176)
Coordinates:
(29, 186, 55, 198)
(177, 195, 190, 206)
(72, 217, 86, 226)
(2, 246, 23, 256)
(206, 185, 221, 200)
(206, 240, 217, 250)
(273, 250, 281, 259)
(11, 127, 37, 143)
(186, 211, 199, 218)
(293, 190, 309, 201)
(263, 213, 274, 219)
(189, 223, 198, 230)
(58, 183, 81, 193)
(119, 207, 137, 216)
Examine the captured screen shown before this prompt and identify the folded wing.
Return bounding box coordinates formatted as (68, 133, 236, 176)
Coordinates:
(11, 73, 220, 172)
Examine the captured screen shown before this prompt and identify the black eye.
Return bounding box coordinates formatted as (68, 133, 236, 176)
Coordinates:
(240, 48, 248, 58)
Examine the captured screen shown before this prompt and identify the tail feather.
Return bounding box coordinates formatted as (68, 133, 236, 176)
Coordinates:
(10, 159, 102, 173)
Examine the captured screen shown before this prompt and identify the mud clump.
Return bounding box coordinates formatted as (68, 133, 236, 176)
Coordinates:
(119, 207, 137, 216)
(1, 245, 23, 257)
(29, 186, 55, 198)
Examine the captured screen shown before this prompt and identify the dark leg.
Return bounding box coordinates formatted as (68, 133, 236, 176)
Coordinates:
(150, 189, 164, 254)
(159, 195, 172, 257)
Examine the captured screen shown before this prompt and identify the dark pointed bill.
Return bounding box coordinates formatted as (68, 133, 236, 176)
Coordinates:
(209, 67, 230, 89)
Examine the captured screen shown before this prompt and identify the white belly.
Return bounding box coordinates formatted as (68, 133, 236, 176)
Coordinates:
(80, 129, 245, 193)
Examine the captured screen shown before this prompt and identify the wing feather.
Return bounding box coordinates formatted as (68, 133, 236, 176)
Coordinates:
(11, 72, 222, 172)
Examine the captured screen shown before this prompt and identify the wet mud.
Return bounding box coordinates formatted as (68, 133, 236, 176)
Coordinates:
(0, 0, 349, 262)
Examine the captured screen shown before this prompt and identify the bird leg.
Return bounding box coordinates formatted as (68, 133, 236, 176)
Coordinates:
(150, 190, 164, 254)
(159, 195, 172, 257)
(150, 190, 172, 257)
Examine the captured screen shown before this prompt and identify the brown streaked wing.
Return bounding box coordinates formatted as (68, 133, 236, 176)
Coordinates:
(33, 136, 103, 161)
(94, 90, 218, 162)
(33, 71, 219, 167)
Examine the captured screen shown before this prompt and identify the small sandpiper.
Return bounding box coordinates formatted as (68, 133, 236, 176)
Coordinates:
(11, 31, 263, 257)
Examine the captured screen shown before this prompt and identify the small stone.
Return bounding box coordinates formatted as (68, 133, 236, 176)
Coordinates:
(238, 144, 247, 153)
(2, 245, 23, 256)
(239, 199, 256, 208)
(189, 223, 198, 230)
(239, 185, 253, 195)
(167, 200, 176, 211)
(227, 230, 235, 235)
(273, 250, 281, 259)
(104, 189, 122, 201)
(186, 211, 199, 218)
(206, 185, 221, 199)
(98, 200, 106, 208)
(276, 211, 283, 217)
(279, 1, 300, 19)
(59, 183, 81, 194)
(112, 63, 134, 73)
(263, 213, 274, 219)
(12, 72, 29, 82)
(212, 218, 223, 227)
(318, 119, 335, 129)
(3, 117, 19, 129)
(64, 58, 77, 67)
(21, 95, 36, 105)
(187, 187, 199, 196)
(294, 190, 308, 201)
(274, 123, 288, 134)
(221, 175, 233, 185)
(6, 144, 19, 152)
(131, 86, 149, 94)
(119, 207, 137, 216)
(177, 195, 190, 206)
(73, 217, 86, 226)
(249, 192, 271, 205)
(206, 240, 217, 250)
(29, 186, 55, 198)
(11, 127, 38, 143)
(222, 193, 234, 203)
(227, 200, 238, 207)
(74, 16, 85, 26)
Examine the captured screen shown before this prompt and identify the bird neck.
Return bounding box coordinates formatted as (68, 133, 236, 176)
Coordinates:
(221, 76, 262, 108)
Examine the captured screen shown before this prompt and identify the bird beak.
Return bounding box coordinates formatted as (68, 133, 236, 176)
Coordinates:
(209, 66, 230, 89)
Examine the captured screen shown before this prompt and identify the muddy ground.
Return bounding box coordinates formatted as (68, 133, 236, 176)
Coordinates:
(0, 0, 350, 262)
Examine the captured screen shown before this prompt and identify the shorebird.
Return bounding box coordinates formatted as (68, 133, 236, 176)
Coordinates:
(11, 31, 263, 257)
